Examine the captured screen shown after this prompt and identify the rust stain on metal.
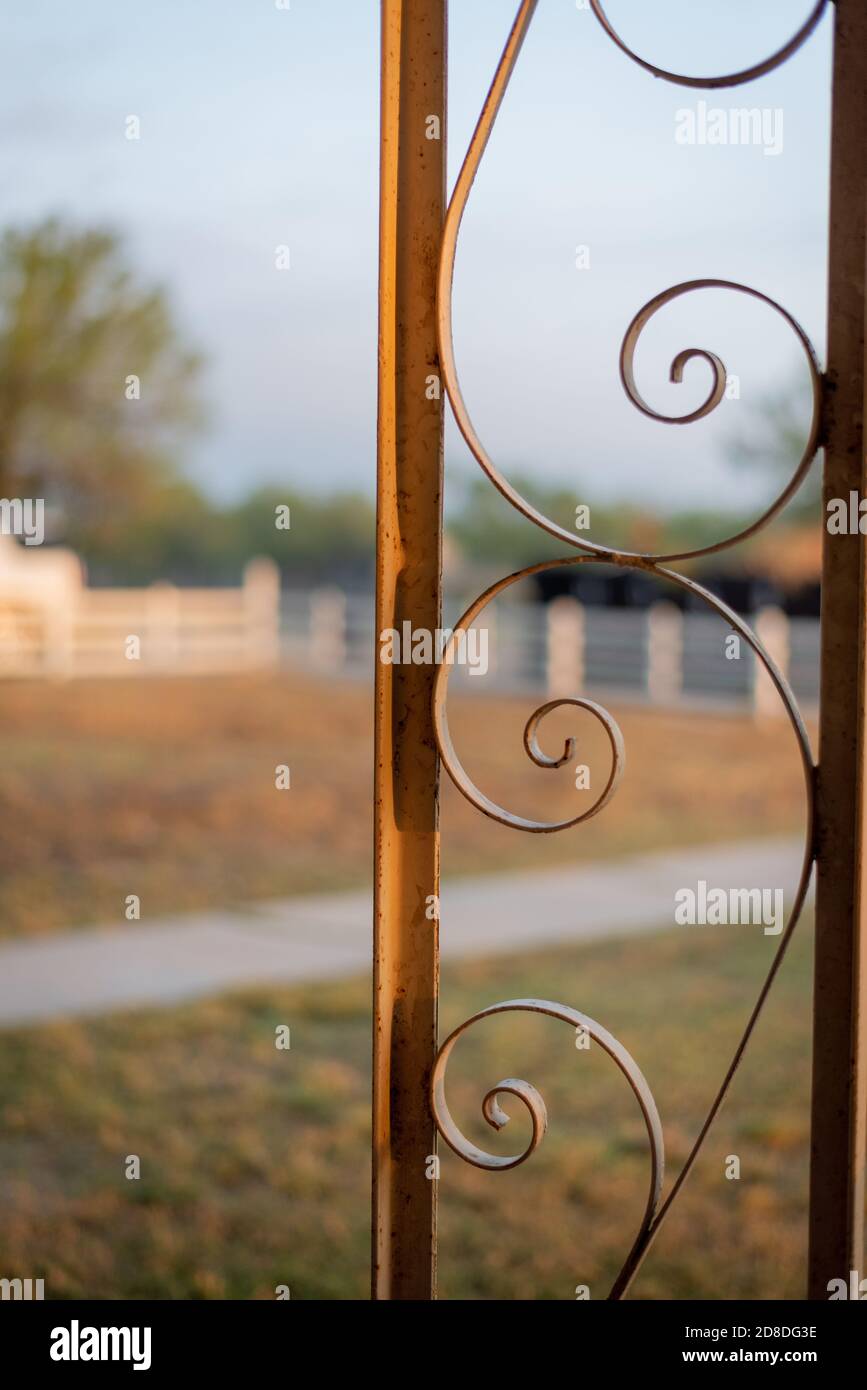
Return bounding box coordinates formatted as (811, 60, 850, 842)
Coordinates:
(372, 0, 446, 1301)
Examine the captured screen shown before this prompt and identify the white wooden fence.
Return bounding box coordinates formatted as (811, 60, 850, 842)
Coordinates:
(0, 539, 279, 677)
(0, 539, 819, 714)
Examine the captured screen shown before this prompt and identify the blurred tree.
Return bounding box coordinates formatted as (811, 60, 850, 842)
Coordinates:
(65, 480, 377, 588)
(230, 486, 375, 586)
(446, 472, 583, 570)
(444, 471, 647, 571)
(72, 480, 233, 586)
(0, 218, 204, 533)
(724, 380, 821, 521)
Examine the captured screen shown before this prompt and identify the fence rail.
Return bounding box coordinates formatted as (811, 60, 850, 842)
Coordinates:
(288, 587, 819, 714)
(0, 555, 820, 715)
(0, 544, 280, 678)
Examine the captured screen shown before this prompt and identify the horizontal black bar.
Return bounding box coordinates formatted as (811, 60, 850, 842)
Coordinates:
(0, 1296, 861, 1375)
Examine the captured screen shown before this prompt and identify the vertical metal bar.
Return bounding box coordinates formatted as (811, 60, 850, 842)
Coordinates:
(809, 0, 867, 1300)
(372, 0, 446, 1300)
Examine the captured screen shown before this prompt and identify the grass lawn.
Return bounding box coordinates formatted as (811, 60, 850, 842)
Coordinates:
(0, 913, 817, 1300)
(0, 672, 811, 936)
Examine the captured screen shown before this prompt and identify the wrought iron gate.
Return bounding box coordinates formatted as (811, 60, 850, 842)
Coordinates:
(373, 0, 866, 1300)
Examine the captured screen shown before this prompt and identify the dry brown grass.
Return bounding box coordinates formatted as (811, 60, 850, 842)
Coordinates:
(0, 917, 816, 1300)
(0, 671, 812, 935)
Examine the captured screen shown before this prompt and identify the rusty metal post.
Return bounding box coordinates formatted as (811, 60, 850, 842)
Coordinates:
(809, 0, 867, 1300)
(372, 0, 446, 1300)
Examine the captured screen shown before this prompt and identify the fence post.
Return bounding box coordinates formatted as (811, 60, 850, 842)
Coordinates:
(43, 597, 75, 679)
(753, 606, 789, 719)
(146, 581, 180, 673)
(546, 596, 584, 697)
(243, 558, 280, 670)
(647, 601, 682, 705)
(40, 549, 82, 679)
(310, 587, 346, 674)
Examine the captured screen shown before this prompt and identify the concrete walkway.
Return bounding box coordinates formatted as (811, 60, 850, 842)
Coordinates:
(0, 838, 806, 1028)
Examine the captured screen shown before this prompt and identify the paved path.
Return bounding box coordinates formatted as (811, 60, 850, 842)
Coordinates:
(0, 838, 806, 1028)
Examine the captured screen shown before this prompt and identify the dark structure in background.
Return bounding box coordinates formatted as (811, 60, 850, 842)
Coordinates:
(533, 566, 821, 618)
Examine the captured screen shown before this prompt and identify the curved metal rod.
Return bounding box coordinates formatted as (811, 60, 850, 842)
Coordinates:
(433, 556, 814, 833)
(435, 682, 623, 833)
(524, 697, 616, 774)
(432, 557, 816, 1296)
(589, 0, 829, 91)
(430, 998, 665, 1299)
(617, 278, 822, 561)
(433, 0, 825, 1299)
(437, 3, 824, 565)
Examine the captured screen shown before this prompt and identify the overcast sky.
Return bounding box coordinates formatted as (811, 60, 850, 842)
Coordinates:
(0, 1, 832, 522)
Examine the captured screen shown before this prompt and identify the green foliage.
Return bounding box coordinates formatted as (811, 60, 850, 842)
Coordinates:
(0, 218, 203, 532)
(67, 484, 376, 586)
(444, 470, 748, 570)
(71, 480, 233, 586)
(228, 487, 375, 584)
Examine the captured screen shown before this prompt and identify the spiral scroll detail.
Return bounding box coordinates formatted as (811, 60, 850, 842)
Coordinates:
(430, 998, 665, 1298)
